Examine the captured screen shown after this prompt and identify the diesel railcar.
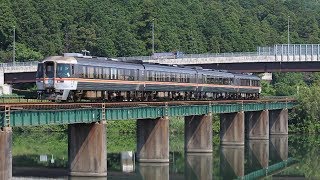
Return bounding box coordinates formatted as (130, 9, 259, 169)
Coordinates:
(36, 53, 261, 101)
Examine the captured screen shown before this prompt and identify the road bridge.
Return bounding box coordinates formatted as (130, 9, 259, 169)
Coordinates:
(0, 99, 295, 178)
(142, 44, 320, 72)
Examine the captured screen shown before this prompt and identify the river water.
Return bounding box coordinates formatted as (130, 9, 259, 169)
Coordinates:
(11, 131, 320, 179)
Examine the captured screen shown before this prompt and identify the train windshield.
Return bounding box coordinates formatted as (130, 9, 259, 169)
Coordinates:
(36, 63, 44, 78)
(57, 63, 71, 78)
(44, 61, 54, 78)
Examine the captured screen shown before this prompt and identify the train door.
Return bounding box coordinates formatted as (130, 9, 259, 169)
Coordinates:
(43, 61, 55, 89)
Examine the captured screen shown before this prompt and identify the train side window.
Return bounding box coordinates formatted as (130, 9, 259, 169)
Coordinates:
(147, 71, 151, 81)
(161, 72, 166, 82)
(89, 67, 95, 78)
(124, 69, 132, 81)
(134, 69, 138, 81)
(118, 69, 124, 80)
(165, 72, 169, 82)
(170, 73, 174, 82)
(104, 68, 110, 79)
(111, 68, 117, 80)
(98, 67, 103, 79)
(83, 66, 87, 78)
(93, 67, 96, 78)
(77, 65, 83, 78)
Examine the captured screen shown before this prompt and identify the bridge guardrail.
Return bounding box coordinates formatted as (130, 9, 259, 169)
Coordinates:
(0, 61, 39, 68)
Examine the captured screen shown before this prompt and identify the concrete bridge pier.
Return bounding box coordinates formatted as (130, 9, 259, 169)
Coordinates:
(269, 109, 288, 135)
(220, 145, 244, 179)
(185, 153, 213, 180)
(247, 140, 269, 169)
(137, 117, 169, 163)
(184, 114, 213, 153)
(220, 112, 245, 145)
(245, 110, 269, 140)
(139, 163, 169, 180)
(0, 127, 12, 180)
(68, 122, 107, 177)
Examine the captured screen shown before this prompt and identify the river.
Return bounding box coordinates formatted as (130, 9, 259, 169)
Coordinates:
(11, 131, 320, 179)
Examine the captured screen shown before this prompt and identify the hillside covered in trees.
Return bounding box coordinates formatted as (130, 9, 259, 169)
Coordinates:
(1, 0, 320, 62)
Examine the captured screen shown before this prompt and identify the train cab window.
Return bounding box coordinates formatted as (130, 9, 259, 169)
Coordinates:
(57, 63, 71, 78)
(36, 63, 44, 78)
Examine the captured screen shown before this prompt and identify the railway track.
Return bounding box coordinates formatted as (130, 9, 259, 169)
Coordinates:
(0, 98, 296, 110)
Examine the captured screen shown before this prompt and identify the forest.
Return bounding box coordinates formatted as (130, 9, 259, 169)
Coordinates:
(1, 0, 320, 61)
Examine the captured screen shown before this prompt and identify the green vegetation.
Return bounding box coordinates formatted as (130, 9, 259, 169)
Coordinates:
(259, 72, 320, 133)
(1, 0, 320, 61)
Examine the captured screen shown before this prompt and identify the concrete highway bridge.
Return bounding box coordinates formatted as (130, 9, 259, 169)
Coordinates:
(0, 99, 296, 178)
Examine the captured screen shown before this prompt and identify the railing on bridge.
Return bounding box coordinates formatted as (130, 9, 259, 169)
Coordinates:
(0, 61, 38, 68)
(258, 44, 320, 56)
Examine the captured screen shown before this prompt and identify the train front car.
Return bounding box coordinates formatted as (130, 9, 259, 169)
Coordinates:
(233, 73, 261, 99)
(36, 56, 77, 101)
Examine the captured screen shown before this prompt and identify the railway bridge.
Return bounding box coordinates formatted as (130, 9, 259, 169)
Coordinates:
(0, 99, 296, 178)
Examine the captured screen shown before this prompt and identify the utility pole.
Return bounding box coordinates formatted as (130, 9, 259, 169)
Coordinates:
(152, 18, 154, 55)
(13, 26, 15, 64)
(287, 16, 290, 55)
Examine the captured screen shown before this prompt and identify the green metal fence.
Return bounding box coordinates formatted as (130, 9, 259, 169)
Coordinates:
(0, 101, 296, 127)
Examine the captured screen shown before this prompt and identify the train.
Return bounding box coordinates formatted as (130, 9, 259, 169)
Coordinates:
(36, 53, 261, 102)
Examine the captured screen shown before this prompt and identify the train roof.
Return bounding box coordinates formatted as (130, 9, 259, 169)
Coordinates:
(143, 63, 197, 74)
(234, 73, 260, 80)
(197, 69, 235, 77)
(76, 58, 144, 69)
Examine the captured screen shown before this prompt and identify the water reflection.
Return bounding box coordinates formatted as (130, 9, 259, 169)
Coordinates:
(270, 135, 288, 163)
(247, 140, 269, 171)
(138, 163, 169, 180)
(121, 151, 135, 173)
(220, 145, 244, 179)
(185, 153, 212, 180)
(13, 132, 315, 179)
(68, 176, 107, 180)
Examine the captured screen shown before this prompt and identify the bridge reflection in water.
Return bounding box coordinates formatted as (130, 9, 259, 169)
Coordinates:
(130, 135, 294, 180)
(11, 135, 295, 179)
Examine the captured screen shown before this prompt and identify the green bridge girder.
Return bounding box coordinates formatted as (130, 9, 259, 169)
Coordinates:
(241, 158, 297, 179)
(0, 101, 296, 127)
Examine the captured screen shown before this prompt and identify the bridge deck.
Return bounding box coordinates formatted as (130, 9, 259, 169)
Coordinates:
(0, 100, 296, 127)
